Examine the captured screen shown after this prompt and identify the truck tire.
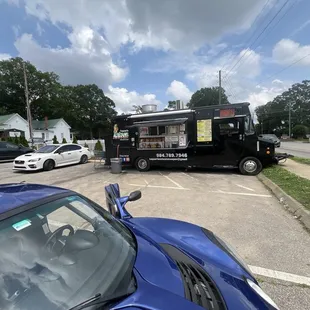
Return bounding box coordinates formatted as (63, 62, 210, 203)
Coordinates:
(135, 157, 150, 172)
(239, 157, 262, 176)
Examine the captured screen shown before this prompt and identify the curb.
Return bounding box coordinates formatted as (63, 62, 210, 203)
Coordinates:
(257, 173, 310, 231)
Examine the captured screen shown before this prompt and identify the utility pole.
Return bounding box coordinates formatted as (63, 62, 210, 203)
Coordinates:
(288, 104, 292, 138)
(219, 70, 222, 105)
(23, 62, 33, 147)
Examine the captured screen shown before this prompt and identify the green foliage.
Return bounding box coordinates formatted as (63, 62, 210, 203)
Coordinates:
(94, 140, 103, 151)
(292, 125, 308, 138)
(13, 135, 20, 145)
(62, 137, 67, 143)
(72, 136, 78, 144)
(291, 157, 310, 166)
(0, 57, 117, 139)
(188, 87, 229, 108)
(19, 136, 29, 147)
(132, 105, 143, 114)
(255, 80, 310, 135)
(53, 135, 59, 144)
(6, 136, 13, 142)
(263, 166, 310, 210)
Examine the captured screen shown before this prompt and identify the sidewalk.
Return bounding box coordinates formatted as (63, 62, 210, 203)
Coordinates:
(279, 159, 310, 180)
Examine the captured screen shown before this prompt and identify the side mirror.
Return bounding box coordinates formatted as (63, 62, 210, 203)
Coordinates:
(128, 190, 142, 202)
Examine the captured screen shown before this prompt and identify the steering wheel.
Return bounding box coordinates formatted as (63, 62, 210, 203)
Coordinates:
(44, 224, 74, 251)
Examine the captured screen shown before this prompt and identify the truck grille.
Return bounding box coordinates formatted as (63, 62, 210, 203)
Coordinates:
(160, 244, 226, 310)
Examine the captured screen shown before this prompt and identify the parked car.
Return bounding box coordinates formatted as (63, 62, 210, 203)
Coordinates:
(0, 182, 279, 310)
(12, 143, 91, 171)
(0, 141, 33, 161)
(258, 134, 281, 147)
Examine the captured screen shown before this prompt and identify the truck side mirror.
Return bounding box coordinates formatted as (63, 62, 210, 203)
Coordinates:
(128, 190, 142, 202)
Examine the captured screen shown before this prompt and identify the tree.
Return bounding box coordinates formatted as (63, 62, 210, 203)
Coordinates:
(0, 57, 62, 119)
(53, 135, 59, 144)
(188, 87, 229, 108)
(292, 125, 308, 139)
(94, 140, 103, 151)
(62, 137, 67, 143)
(72, 136, 78, 144)
(19, 136, 29, 147)
(255, 80, 310, 134)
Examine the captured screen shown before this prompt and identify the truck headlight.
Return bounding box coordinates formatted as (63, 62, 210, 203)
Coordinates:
(28, 158, 41, 162)
(246, 279, 279, 309)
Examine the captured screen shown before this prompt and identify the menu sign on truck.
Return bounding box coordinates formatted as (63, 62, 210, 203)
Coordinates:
(197, 119, 212, 142)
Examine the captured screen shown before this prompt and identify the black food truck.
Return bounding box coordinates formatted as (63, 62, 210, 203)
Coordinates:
(105, 102, 288, 175)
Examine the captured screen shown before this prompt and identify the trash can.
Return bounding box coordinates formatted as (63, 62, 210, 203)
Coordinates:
(110, 158, 122, 174)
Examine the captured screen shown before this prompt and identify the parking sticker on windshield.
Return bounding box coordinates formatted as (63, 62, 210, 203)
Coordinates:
(12, 219, 31, 231)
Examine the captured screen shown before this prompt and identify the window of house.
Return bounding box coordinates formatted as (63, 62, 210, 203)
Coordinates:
(41, 133, 45, 140)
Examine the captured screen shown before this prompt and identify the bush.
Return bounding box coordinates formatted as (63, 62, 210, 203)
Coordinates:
(72, 136, 78, 144)
(7, 136, 13, 142)
(94, 140, 103, 151)
(62, 137, 67, 144)
(292, 125, 308, 139)
(19, 136, 29, 147)
(14, 135, 20, 145)
(53, 135, 59, 144)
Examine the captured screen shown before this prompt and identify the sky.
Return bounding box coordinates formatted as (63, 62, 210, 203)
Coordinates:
(0, 0, 310, 114)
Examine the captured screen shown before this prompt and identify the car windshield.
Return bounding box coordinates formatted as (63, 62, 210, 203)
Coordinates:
(263, 134, 278, 139)
(0, 195, 136, 310)
(36, 145, 59, 153)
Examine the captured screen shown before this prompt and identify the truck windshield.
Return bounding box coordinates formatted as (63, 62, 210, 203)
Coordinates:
(0, 195, 136, 310)
(244, 115, 255, 135)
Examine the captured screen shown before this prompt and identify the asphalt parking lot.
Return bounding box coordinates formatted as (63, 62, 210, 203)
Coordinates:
(1, 161, 310, 309)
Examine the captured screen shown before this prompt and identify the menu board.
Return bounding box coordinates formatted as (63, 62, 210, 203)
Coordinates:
(197, 119, 212, 142)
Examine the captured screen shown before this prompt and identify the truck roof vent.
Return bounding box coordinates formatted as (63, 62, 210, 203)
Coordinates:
(141, 104, 157, 113)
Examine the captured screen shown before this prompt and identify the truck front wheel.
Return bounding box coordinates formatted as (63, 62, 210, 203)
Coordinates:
(239, 157, 262, 176)
(135, 157, 150, 172)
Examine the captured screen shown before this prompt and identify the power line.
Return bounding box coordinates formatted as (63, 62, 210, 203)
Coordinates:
(223, 0, 292, 81)
(220, 0, 273, 72)
(224, 0, 298, 83)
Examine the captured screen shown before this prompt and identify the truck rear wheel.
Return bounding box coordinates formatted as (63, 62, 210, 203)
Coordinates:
(239, 157, 262, 176)
(135, 157, 150, 172)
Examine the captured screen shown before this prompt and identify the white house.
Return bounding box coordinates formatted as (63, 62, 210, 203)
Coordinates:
(0, 114, 71, 145)
(0, 113, 29, 139)
(32, 118, 72, 144)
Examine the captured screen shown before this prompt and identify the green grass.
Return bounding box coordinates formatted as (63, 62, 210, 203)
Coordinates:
(263, 166, 310, 210)
(290, 157, 310, 166)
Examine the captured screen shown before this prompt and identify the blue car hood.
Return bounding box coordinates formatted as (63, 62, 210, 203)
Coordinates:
(112, 218, 268, 310)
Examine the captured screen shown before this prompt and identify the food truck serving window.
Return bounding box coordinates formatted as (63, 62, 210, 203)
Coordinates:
(134, 118, 188, 150)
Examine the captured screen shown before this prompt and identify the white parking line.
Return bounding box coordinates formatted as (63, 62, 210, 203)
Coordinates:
(213, 190, 272, 198)
(249, 265, 310, 286)
(181, 172, 198, 181)
(148, 185, 190, 190)
(236, 184, 255, 192)
(159, 172, 184, 189)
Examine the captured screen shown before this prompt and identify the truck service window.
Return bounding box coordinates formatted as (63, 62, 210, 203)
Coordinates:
(137, 121, 188, 150)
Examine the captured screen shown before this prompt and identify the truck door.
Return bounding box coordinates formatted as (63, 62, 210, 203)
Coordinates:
(212, 117, 245, 166)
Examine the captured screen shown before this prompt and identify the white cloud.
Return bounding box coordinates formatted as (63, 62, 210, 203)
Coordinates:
(20, 0, 270, 52)
(272, 39, 310, 66)
(14, 31, 128, 90)
(0, 53, 11, 61)
(107, 86, 161, 114)
(166, 80, 193, 103)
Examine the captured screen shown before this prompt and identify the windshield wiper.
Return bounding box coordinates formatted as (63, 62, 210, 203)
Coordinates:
(68, 292, 130, 310)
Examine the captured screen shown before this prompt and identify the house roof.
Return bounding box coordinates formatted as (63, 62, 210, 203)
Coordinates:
(32, 118, 70, 130)
(0, 114, 16, 125)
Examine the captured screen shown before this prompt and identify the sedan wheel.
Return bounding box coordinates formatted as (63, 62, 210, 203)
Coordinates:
(80, 155, 88, 164)
(43, 159, 55, 171)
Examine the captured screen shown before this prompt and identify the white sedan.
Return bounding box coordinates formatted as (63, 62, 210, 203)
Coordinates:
(13, 144, 91, 171)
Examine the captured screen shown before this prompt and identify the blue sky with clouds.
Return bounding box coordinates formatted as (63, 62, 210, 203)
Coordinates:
(1, 0, 310, 113)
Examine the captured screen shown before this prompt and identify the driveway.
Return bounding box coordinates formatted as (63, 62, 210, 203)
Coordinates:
(1, 162, 310, 309)
(279, 141, 310, 158)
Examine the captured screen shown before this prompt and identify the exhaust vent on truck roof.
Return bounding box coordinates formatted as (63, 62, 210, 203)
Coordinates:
(142, 104, 157, 113)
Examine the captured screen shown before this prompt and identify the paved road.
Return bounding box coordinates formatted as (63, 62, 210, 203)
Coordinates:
(1, 162, 310, 309)
(279, 141, 310, 158)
